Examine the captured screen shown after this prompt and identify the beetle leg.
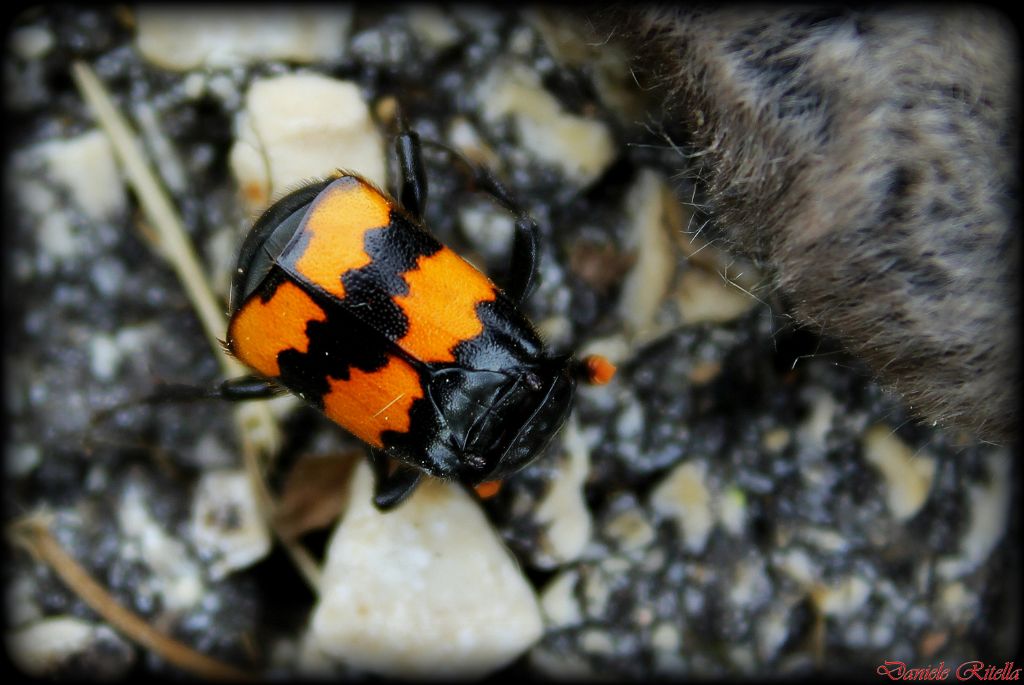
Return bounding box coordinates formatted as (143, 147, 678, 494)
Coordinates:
(416, 138, 541, 305)
(367, 448, 424, 510)
(505, 215, 539, 305)
(469, 173, 540, 304)
(91, 375, 282, 427)
(214, 375, 284, 401)
(394, 113, 429, 222)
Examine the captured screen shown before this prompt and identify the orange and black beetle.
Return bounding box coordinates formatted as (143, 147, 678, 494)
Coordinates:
(216, 125, 614, 510)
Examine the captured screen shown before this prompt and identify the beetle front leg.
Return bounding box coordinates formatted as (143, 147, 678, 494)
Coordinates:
(505, 215, 539, 305)
(451, 158, 540, 304)
(414, 138, 542, 305)
(367, 448, 424, 511)
(395, 120, 429, 222)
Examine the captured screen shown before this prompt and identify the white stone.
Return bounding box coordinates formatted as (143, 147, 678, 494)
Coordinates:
(529, 647, 595, 680)
(6, 616, 131, 677)
(728, 559, 770, 607)
(617, 170, 678, 337)
(447, 116, 499, 169)
(308, 461, 543, 679)
(10, 25, 54, 60)
(191, 469, 271, 580)
(862, 424, 936, 521)
(458, 200, 515, 261)
(539, 569, 583, 628)
(651, 622, 681, 652)
(478, 62, 615, 186)
(88, 325, 156, 382)
(5, 443, 41, 478)
(406, 6, 461, 52)
(533, 417, 594, 566)
(182, 72, 206, 99)
(536, 315, 573, 350)
(650, 460, 714, 553)
(761, 428, 791, 453)
(38, 129, 126, 222)
(118, 482, 204, 611)
(938, 581, 977, 622)
(136, 7, 352, 71)
(800, 526, 849, 553)
(580, 629, 615, 654)
(19, 178, 57, 214)
(230, 73, 386, 212)
(676, 267, 756, 325)
(5, 574, 42, 627)
(614, 398, 644, 441)
(937, 450, 1012, 579)
(716, 486, 747, 536)
(603, 507, 655, 553)
(37, 212, 78, 261)
(88, 334, 120, 381)
(811, 575, 872, 617)
(799, 391, 838, 452)
(774, 548, 819, 586)
(955, 451, 1013, 567)
(756, 601, 795, 661)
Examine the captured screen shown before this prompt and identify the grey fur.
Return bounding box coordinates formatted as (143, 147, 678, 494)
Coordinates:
(596, 7, 1019, 442)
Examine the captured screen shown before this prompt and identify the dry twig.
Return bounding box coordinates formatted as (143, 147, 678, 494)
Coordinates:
(70, 61, 321, 591)
(10, 514, 254, 681)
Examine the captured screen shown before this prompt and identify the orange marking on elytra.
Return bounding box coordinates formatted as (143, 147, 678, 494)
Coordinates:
(291, 177, 391, 299)
(394, 247, 497, 362)
(323, 356, 424, 447)
(228, 280, 326, 378)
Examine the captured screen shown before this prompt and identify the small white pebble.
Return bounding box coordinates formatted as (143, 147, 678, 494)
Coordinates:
(539, 570, 583, 628)
(10, 26, 54, 60)
(617, 170, 679, 337)
(811, 575, 871, 617)
(862, 424, 936, 521)
(230, 73, 385, 212)
(650, 460, 714, 553)
(477, 62, 615, 187)
(5, 444, 41, 478)
(676, 267, 756, 325)
(406, 6, 461, 52)
(136, 7, 353, 70)
(603, 508, 655, 553)
(534, 417, 594, 566)
(182, 72, 206, 99)
(191, 469, 272, 580)
(308, 460, 542, 678)
(38, 130, 126, 222)
(89, 334, 121, 381)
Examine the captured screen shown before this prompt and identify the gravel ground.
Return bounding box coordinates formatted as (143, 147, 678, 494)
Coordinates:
(3, 6, 1018, 679)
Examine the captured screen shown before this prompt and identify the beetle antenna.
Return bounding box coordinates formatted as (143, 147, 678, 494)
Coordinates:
(573, 354, 618, 386)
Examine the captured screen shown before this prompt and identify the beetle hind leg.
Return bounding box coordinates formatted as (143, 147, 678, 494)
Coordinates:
(367, 448, 424, 511)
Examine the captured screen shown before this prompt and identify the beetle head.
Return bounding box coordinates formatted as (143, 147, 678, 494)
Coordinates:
(424, 357, 575, 486)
